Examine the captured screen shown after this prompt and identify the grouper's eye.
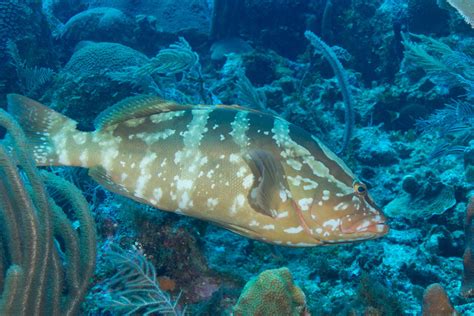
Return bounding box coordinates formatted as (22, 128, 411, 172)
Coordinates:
(353, 181, 367, 196)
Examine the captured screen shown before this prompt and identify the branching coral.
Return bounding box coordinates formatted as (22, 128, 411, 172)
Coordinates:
(0, 108, 97, 315)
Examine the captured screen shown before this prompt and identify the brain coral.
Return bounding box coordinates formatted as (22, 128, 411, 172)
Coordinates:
(0, 1, 27, 48)
(61, 7, 135, 46)
(85, 0, 211, 38)
(0, 1, 50, 60)
(0, 1, 54, 96)
(233, 267, 308, 316)
(0, 0, 29, 82)
(64, 42, 149, 77)
(50, 42, 150, 130)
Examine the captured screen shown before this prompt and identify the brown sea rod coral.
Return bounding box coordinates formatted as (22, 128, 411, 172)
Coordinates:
(461, 196, 474, 297)
(0, 109, 97, 315)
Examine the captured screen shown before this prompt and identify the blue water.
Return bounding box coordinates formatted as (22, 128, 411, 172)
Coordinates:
(0, 0, 473, 315)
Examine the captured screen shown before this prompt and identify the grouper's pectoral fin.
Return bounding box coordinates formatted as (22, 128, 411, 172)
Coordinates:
(244, 149, 290, 218)
(94, 95, 193, 130)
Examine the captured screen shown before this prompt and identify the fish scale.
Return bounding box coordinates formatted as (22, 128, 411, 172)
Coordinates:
(7, 93, 389, 247)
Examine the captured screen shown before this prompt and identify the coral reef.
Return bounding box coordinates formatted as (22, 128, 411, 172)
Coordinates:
(1, 0, 474, 314)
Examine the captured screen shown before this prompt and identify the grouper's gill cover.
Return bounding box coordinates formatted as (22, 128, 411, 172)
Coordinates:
(7, 94, 389, 247)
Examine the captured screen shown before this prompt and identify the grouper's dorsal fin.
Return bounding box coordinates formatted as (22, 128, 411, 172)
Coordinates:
(216, 104, 261, 114)
(94, 95, 191, 130)
(244, 149, 289, 218)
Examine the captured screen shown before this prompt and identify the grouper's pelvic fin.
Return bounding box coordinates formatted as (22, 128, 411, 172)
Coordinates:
(7, 94, 89, 167)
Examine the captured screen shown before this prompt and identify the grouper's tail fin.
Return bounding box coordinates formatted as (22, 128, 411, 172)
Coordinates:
(7, 94, 88, 167)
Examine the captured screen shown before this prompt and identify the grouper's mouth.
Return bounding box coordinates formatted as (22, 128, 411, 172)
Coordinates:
(317, 221, 389, 245)
(339, 219, 389, 237)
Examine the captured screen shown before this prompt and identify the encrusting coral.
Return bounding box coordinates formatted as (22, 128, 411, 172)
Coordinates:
(232, 267, 309, 316)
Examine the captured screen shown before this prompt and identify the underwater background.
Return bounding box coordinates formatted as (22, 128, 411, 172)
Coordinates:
(0, 0, 474, 315)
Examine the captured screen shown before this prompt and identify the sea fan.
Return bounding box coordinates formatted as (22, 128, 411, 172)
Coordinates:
(136, 37, 199, 77)
(402, 33, 474, 95)
(416, 100, 473, 158)
(235, 71, 267, 111)
(6, 40, 55, 96)
(95, 245, 184, 316)
(404, 33, 474, 159)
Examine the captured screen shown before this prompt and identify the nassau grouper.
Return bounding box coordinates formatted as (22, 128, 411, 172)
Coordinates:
(7, 94, 389, 246)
